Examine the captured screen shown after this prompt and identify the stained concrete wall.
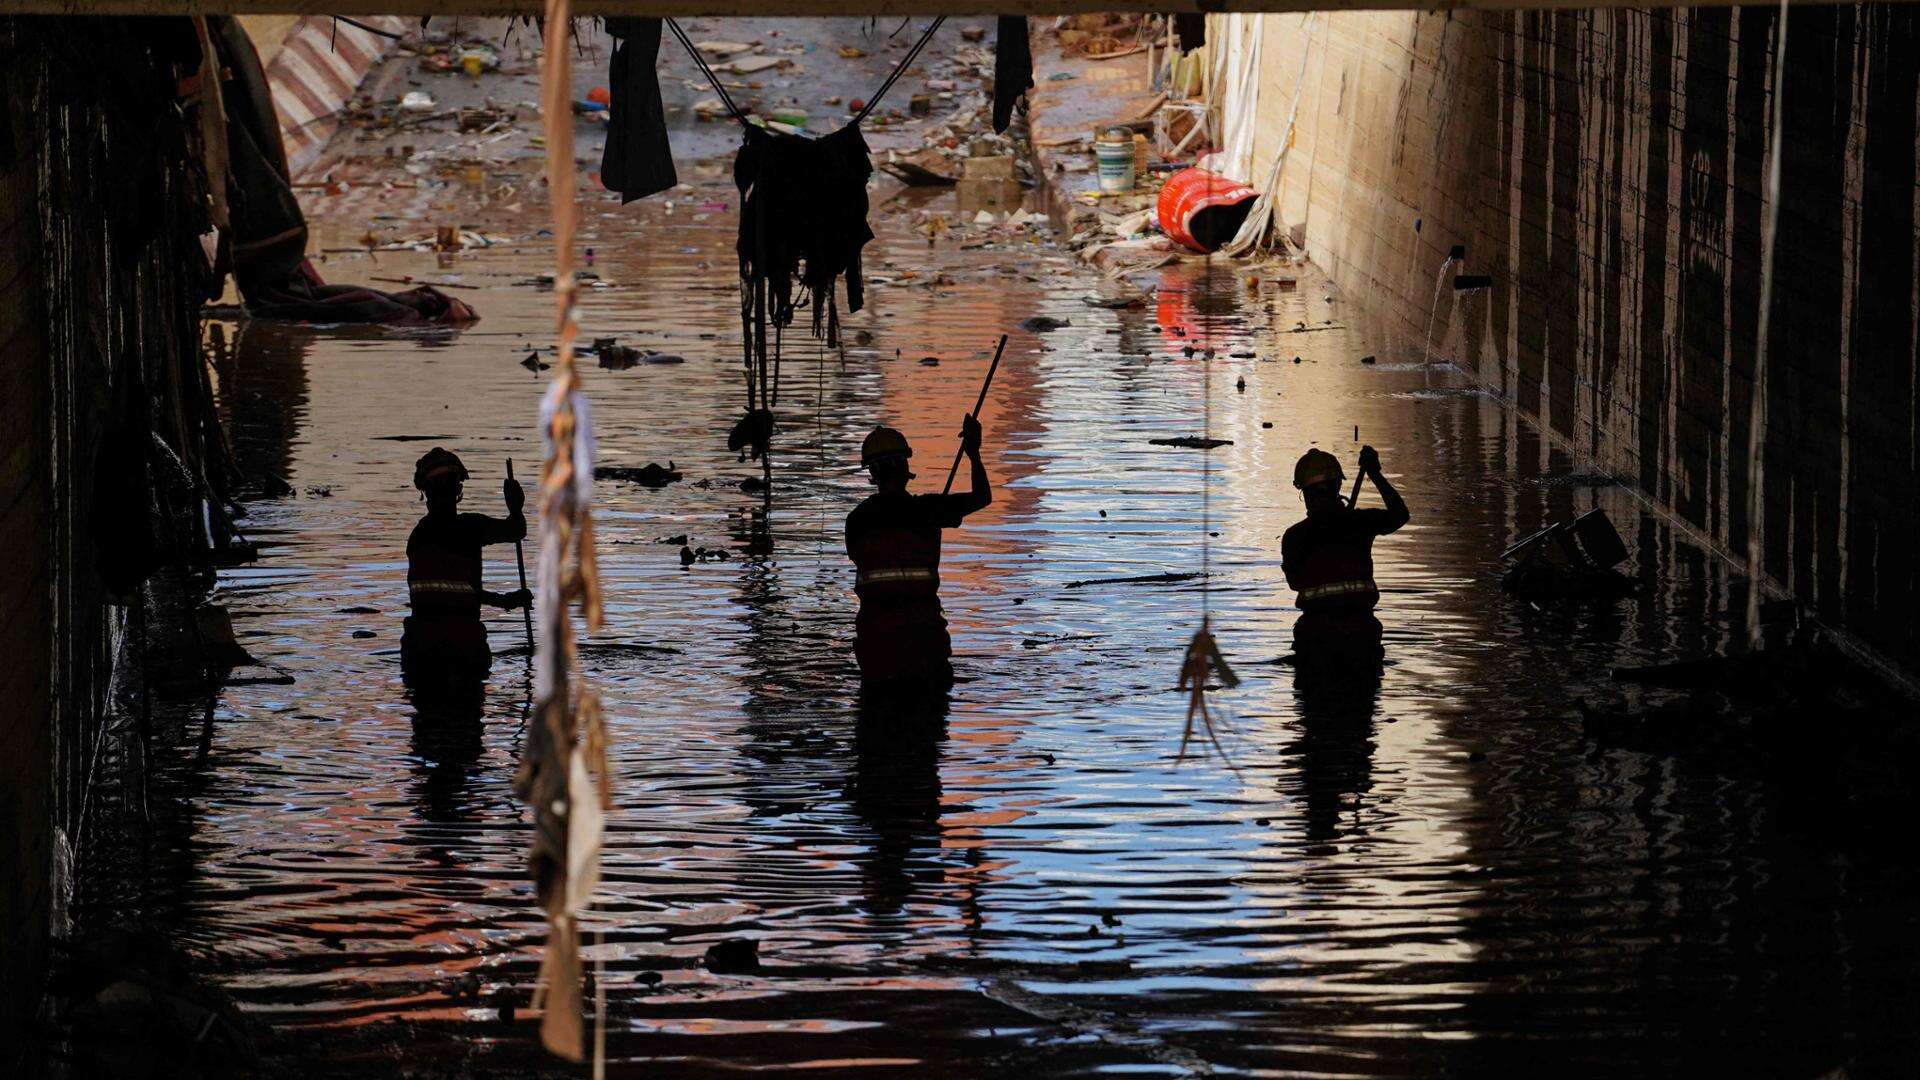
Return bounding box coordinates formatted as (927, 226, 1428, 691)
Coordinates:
(1, 18, 228, 1062)
(1230, 5, 1919, 674)
(0, 36, 55, 1064)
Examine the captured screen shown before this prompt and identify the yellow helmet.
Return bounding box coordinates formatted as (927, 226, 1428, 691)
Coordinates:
(1293, 448, 1343, 489)
(861, 426, 913, 466)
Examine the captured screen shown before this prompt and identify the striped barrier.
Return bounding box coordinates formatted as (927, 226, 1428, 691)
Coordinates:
(262, 15, 409, 178)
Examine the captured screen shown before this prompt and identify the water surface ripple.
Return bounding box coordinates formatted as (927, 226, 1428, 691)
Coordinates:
(150, 181, 1920, 1077)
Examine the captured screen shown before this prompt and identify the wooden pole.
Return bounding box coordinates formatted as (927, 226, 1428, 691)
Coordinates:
(943, 334, 1008, 496)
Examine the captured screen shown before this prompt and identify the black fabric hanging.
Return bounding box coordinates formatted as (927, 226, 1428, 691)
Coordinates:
(1175, 13, 1207, 53)
(601, 17, 677, 202)
(992, 16, 1033, 134)
(735, 122, 873, 353)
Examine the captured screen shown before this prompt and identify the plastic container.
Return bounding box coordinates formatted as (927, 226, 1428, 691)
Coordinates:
(1156, 167, 1259, 253)
(1094, 139, 1136, 194)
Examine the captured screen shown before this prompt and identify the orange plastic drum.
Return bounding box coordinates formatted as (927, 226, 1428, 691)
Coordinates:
(1156, 168, 1259, 253)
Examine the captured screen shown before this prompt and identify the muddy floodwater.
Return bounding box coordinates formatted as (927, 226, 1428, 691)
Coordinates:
(108, 162, 1917, 1077)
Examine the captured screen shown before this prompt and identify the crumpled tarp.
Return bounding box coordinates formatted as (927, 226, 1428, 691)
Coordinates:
(209, 16, 477, 324)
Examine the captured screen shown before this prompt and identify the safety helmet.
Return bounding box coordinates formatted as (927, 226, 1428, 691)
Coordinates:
(861, 426, 913, 466)
(414, 447, 469, 491)
(1293, 448, 1343, 489)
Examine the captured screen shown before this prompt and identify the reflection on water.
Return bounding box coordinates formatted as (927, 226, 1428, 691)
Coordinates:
(115, 177, 1920, 1076)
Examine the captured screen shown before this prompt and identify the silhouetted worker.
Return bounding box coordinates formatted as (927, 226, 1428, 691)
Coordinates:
(1282, 446, 1409, 670)
(846, 416, 991, 694)
(401, 448, 530, 697)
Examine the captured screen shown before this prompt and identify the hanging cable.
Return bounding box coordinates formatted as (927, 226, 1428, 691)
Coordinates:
(329, 16, 403, 43)
(664, 18, 749, 125)
(853, 17, 946, 125)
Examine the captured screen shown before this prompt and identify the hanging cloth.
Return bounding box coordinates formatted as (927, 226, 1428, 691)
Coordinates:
(661, 17, 934, 467)
(734, 121, 874, 362)
(600, 17, 677, 202)
(992, 16, 1032, 134)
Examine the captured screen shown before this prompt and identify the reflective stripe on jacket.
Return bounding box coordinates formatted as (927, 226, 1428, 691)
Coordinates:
(1299, 580, 1375, 603)
(849, 528, 941, 603)
(1291, 544, 1378, 612)
(857, 567, 937, 588)
(408, 536, 482, 616)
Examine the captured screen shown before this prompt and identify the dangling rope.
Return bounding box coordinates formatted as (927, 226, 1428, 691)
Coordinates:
(1177, 174, 1239, 764)
(518, 3, 611, 1063)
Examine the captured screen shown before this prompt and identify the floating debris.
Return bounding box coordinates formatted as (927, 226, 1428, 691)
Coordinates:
(595, 338, 641, 369)
(703, 939, 761, 975)
(595, 462, 682, 488)
(1149, 436, 1233, 449)
(1064, 571, 1203, 589)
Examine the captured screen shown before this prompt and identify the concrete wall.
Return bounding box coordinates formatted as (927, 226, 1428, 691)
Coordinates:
(0, 37, 55, 1064)
(1227, 5, 1919, 674)
(1, 18, 230, 1062)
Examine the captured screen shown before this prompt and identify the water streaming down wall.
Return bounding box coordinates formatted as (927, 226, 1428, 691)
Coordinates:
(0, 17, 232, 1059)
(1216, 5, 1919, 676)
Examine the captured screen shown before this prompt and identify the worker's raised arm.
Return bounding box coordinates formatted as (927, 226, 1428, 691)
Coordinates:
(1360, 446, 1409, 535)
(958, 413, 992, 515)
(480, 475, 528, 543)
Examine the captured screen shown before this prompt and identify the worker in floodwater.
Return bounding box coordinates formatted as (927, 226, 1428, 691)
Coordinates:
(401, 448, 531, 698)
(846, 416, 991, 696)
(1282, 446, 1409, 671)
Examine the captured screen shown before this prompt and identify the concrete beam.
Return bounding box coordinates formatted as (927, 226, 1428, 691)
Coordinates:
(0, 0, 1906, 15)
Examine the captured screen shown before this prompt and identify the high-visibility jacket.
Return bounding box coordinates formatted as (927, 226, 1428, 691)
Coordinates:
(408, 531, 482, 616)
(846, 493, 970, 607)
(1282, 508, 1396, 612)
(406, 511, 521, 617)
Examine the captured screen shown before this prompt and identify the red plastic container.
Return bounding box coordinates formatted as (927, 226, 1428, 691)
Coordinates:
(1157, 168, 1259, 253)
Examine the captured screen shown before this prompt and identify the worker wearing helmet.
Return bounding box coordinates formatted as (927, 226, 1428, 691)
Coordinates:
(845, 415, 992, 694)
(401, 448, 531, 698)
(1281, 445, 1409, 669)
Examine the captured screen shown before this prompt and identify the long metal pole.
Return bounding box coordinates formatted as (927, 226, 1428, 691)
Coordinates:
(943, 334, 1009, 495)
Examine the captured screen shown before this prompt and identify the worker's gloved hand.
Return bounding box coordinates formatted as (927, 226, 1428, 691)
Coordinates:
(504, 476, 525, 513)
(500, 588, 533, 610)
(961, 413, 984, 456)
(1358, 445, 1381, 476)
